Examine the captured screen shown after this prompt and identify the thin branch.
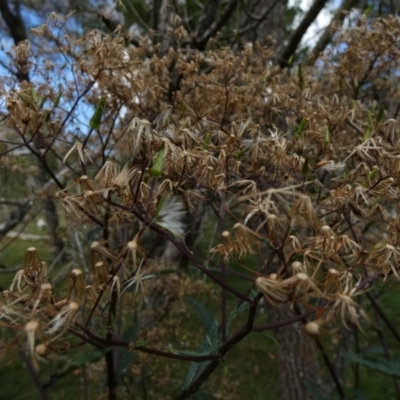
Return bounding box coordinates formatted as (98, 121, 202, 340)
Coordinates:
(18, 349, 50, 400)
(194, 0, 220, 39)
(194, 0, 238, 50)
(311, 0, 360, 61)
(366, 292, 400, 344)
(240, 0, 278, 22)
(174, 293, 262, 399)
(0, 200, 33, 238)
(0, 0, 29, 81)
(99, 10, 140, 48)
(78, 324, 221, 362)
(279, 0, 330, 68)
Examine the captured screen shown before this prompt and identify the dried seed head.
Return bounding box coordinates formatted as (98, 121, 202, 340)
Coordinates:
(85, 285, 97, 303)
(68, 302, 79, 312)
(71, 269, 82, 278)
(25, 247, 41, 269)
(63, 142, 92, 165)
(31, 283, 53, 312)
(94, 261, 109, 285)
(10, 269, 25, 292)
(95, 161, 120, 187)
(25, 320, 39, 353)
(91, 241, 116, 262)
(25, 319, 39, 333)
(122, 118, 153, 156)
(46, 302, 80, 336)
(113, 163, 137, 188)
(304, 321, 320, 335)
(287, 235, 302, 252)
(296, 272, 309, 281)
(384, 118, 400, 145)
(233, 223, 258, 257)
(319, 225, 336, 250)
(35, 344, 47, 356)
(256, 275, 290, 306)
(69, 269, 85, 301)
(25, 319, 40, 370)
(291, 195, 317, 225)
(291, 261, 305, 274)
(221, 230, 235, 249)
(265, 214, 284, 244)
(40, 283, 52, 291)
(127, 240, 137, 250)
(83, 190, 94, 199)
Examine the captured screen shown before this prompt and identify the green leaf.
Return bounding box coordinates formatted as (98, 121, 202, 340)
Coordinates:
(169, 345, 219, 357)
(363, 111, 374, 140)
(181, 299, 221, 391)
(180, 104, 186, 116)
(53, 92, 62, 108)
(201, 133, 211, 151)
(186, 297, 215, 331)
(304, 382, 331, 400)
(258, 332, 280, 347)
(39, 95, 48, 110)
(362, 166, 378, 187)
(57, 349, 106, 377)
(235, 148, 248, 159)
(18, 93, 31, 105)
(376, 106, 385, 124)
(295, 118, 307, 139)
(182, 360, 211, 391)
(182, 320, 219, 390)
(117, 326, 138, 384)
(89, 97, 106, 129)
(150, 146, 166, 177)
(345, 353, 400, 377)
(323, 126, 330, 145)
(43, 92, 62, 122)
(227, 301, 249, 335)
(353, 388, 369, 400)
(302, 157, 310, 176)
(363, 4, 374, 15)
(134, 339, 153, 348)
(31, 87, 39, 105)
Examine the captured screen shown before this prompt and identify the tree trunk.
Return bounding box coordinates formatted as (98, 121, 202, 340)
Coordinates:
(273, 305, 322, 400)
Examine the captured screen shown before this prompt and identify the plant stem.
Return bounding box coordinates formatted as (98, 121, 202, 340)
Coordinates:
(366, 292, 400, 344)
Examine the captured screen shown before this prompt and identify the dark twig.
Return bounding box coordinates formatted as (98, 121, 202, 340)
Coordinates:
(279, 0, 330, 68)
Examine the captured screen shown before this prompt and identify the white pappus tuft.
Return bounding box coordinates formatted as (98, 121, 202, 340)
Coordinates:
(155, 196, 186, 239)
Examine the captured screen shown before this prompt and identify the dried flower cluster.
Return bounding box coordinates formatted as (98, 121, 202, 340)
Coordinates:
(2, 13, 400, 398)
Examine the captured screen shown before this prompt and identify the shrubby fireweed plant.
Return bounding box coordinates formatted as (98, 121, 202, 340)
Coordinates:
(2, 12, 400, 399)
